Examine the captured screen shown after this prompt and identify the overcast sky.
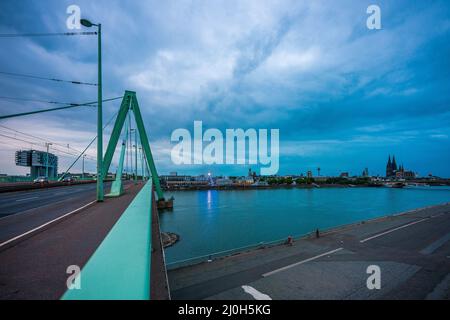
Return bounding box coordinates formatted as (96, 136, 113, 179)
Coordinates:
(0, 0, 449, 177)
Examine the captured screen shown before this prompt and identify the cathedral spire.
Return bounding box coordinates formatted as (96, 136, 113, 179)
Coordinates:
(386, 155, 393, 177)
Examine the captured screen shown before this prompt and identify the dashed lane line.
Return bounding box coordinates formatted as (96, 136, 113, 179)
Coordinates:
(262, 247, 344, 277)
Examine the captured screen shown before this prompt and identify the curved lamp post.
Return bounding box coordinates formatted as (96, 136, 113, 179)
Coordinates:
(81, 18, 103, 201)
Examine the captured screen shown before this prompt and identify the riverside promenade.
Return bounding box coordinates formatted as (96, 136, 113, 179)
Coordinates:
(169, 203, 450, 300)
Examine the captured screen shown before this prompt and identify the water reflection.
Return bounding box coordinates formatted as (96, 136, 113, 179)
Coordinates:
(197, 189, 218, 211)
(207, 189, 212, 210)
(161, 187, 450, 263)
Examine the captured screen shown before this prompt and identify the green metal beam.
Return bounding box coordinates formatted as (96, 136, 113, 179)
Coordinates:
(131, 94, 164, 200)
(106, 120, 128, 197)
(102, 91, 164, 200)
(102, 93, 132, 177)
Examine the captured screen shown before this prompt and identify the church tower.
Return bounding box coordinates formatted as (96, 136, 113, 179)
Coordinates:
(386, 155, 393, 177)
(392, 155, 398, 171)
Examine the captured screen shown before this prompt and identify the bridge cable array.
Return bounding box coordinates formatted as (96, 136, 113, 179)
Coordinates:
(0, 32, 97, 37)
(59, 110, 120, 179)
(0, 71, 98, 86)
(0, 124, 95, 160)
(0, 29, 118, 177)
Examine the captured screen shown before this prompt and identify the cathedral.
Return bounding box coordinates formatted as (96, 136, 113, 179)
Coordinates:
(386, 155, 406, 178)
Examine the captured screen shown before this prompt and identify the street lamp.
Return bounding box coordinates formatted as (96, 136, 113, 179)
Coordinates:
(45, 142, 53, 178)
(139, 146, 144, 181)
(81, 18, 103, 202)
(82, 154, 86, 180)
(132, 143, 137, 183)
(130, 128, 138, 183)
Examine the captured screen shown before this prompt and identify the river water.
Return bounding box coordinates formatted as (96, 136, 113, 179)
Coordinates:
(160, 186, 450, 265)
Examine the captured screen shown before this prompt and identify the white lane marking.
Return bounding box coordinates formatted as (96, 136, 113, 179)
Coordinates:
(420, 232, 450, 255)
(0, 200, 96, 249)
(241, 285, 272, 300)
(54, 192, 68, 195)
(0, 197, 76, 222)
(431, 213, 444, 218)
(15, 196, 39, 202)
(360, 218, 429, 243)
(262, 247, 343, 277)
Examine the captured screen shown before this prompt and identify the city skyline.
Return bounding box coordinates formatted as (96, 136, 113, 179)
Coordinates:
(0, 0, 449, 177)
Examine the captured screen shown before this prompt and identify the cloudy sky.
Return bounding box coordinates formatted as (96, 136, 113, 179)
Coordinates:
(0, 0, 449, 177)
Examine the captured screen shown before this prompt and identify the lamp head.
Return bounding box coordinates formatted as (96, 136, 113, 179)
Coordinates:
(81, 19, 94, 27)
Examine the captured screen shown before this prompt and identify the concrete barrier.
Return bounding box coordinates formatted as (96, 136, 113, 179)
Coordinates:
(62, 180, 154, 300)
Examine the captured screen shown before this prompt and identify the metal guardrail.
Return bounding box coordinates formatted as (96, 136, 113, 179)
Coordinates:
(0, 176, 35, 183)
(62, 179, 154, 300)
(165, 232, 311, 270)
(0, 176, 96, 183)
(0, 180, 97, 193)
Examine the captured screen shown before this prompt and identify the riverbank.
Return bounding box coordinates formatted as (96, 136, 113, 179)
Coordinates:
(168, 202, 450, 300)
(163, 183, 366, 191)
(162, 180, 450, 191)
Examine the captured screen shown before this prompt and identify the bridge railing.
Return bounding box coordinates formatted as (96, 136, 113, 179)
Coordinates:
(62, 179, 154, 300)
(165, 233, 310, 270)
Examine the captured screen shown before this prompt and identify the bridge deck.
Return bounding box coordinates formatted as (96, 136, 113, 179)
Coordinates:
(0, 182, 145, 299)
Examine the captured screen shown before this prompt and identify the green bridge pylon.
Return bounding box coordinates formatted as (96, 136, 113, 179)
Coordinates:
(105, 120, 129, 197)
(102, 91, 165, 200)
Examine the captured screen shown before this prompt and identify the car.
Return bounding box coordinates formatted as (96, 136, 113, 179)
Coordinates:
(33, 176, 49, 184)
(62, 176, 75, 183)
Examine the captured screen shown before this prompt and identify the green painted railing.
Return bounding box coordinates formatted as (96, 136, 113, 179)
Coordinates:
(0, 176, 95, 183)
(62, 179, 153, 300)
(0, 176, 33, 183)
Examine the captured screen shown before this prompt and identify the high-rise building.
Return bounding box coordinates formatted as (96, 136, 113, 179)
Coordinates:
(15, 149, 58, 179)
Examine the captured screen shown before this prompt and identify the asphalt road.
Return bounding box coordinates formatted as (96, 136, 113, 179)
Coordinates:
(0, 182, 112, 217)
(169, 203, 450, 300)
(0, 181, 122, 244)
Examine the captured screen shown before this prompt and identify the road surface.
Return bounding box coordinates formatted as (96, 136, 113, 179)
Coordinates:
(0, 181, 120, 244)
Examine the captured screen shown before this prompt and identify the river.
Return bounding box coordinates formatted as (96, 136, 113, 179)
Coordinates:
(160, 186, 450, 265)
